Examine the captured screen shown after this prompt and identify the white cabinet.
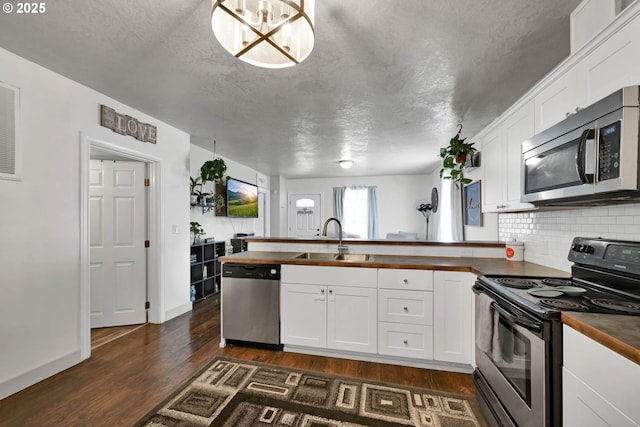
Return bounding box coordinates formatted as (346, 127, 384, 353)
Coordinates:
(433, 271, 474, 365)
(281, 283, 327, 347)
(481, 101, 535, 213)
(563, 326, 640, 426)
(534, 68, 586, 133)
(581, 15, 640, 105)
(327, 285, 377, 353)
(377, 269, 434, 359)
(280, 265, 378, 354)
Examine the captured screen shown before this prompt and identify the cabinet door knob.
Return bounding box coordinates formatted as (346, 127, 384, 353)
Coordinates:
(329, 289, 333, 295)
(320, 289, 325, 294)
(403, 306, 408, 312)
(403, 340, 408, 345)
(403, 279, 409, 285)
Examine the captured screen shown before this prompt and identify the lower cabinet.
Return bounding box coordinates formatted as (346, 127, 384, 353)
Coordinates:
(377, 269, 434, 359)
(563, 326, 640, 426)
(433, 271, 474, 365)
(281, 265, 475, 369)
(280, 283, 327, 348)
(281, 265, 378, 354)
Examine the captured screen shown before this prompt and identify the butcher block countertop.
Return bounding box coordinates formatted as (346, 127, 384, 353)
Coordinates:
(562, 312, 640, 365)
(220, 250, 568, 277)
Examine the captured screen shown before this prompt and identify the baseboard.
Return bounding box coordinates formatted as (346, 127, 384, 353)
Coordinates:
(283, 345, 473, 374)
(164, 301, 192, 322)
(0, 349, 82, 400)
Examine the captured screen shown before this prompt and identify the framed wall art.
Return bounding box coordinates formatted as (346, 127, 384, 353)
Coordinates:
(464, 180, 482, 226)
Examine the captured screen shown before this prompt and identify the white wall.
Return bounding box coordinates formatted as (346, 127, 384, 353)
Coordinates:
(285, 174, 431, 239)
(189, 144, 267, 242)
(0, 47, 191, 399)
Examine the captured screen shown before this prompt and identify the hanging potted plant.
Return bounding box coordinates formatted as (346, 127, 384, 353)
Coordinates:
(200, 158, 227, 184)
(439, 124, 477, 189)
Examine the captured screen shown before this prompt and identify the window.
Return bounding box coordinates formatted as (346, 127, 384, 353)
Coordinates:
(334, 186, 379, 239)
(343, 187, 369, 238)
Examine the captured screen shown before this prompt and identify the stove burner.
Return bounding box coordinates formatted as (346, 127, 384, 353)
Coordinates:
(494, 278, 538, 289)
(539, 299, 590, 311)
(589, 298, 640, 315)
(541, 278, 573, 287)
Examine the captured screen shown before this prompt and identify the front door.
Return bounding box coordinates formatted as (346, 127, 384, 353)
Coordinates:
(288, 193, 322, 237)
(89, 160, 147, 328)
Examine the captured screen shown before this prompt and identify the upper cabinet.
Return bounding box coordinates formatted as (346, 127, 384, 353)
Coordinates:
(479, 3, 640, 213)
(534, 68, 586, 133)
(481, 100, 536, 213)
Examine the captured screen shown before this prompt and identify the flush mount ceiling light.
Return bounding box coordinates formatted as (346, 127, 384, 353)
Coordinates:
(339, 160, 354, 169)
(211, 0, 315, 69)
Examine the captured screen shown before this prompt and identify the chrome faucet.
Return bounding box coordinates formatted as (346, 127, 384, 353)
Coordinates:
(322, 217, 349, 255)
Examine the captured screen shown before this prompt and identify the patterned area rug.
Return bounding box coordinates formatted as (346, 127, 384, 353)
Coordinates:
(135, 357, 486, 427)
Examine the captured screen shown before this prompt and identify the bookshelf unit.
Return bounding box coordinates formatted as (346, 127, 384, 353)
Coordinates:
(190, 240, 225, 302)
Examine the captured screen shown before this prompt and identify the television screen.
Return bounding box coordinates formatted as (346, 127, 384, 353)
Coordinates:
(226, 178, 259, 218)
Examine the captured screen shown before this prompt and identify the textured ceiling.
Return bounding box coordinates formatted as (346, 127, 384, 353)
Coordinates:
(0, 0, 582, 178)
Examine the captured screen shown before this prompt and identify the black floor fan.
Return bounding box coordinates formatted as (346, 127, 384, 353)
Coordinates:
(417, 187, 439, 240)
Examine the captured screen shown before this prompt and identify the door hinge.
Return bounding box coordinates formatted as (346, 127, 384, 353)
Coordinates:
(145, 301, 150, 309)
(144, 178, 150, 187)
(145, 240, 150, 248)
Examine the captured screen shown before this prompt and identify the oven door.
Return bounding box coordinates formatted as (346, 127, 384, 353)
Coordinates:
(474, 290, 548, 427)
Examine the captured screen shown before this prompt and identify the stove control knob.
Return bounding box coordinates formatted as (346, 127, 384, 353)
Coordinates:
(572, 244, 581, 252)
(586, 245, 595, 254)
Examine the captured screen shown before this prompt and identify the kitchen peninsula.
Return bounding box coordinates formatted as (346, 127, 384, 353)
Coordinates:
(219, 238, 569, 374)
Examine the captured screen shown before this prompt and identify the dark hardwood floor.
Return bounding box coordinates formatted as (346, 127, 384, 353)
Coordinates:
(0, 295, 478, 426)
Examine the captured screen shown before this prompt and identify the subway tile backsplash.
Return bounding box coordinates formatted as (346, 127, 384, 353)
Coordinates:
(499, 203, 640, 272)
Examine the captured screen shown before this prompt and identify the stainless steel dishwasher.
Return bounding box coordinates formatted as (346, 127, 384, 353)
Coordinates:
(221, 263, 281, 345)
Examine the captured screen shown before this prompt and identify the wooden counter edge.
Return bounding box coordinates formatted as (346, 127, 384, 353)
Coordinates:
(561, 312, 640, 365)
(244, 238, 505, 247)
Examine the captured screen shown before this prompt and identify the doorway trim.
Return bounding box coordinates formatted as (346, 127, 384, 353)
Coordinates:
(80, 133, 163, 360)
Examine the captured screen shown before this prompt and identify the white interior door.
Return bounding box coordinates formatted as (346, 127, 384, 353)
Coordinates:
(90, 160, 146, 328)
(288, 193, 322, 237)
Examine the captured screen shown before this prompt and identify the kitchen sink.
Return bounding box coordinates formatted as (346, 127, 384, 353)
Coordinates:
(293, 252, 338, 260)
(292, 252, 371, 262)
(335, 253, 370, 261)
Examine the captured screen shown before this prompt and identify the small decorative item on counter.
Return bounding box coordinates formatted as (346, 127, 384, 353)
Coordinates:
(506, 240, 524, 261)
(190, 284, 196, 302)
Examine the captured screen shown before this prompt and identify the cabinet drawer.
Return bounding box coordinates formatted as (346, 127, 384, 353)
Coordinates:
(378, 269, 433, 291)
(378, 289, 432, 325)
(282, 265, 377, 288)
(378, 322, 433, 359)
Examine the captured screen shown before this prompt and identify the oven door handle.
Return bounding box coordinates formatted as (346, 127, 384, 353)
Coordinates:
(491, 302, 542, 333)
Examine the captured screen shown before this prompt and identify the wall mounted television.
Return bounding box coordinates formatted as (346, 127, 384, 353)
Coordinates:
(226, 177, 259, 218)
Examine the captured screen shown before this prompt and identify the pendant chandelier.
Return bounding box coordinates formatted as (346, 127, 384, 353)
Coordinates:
(211, 0, 315, 69)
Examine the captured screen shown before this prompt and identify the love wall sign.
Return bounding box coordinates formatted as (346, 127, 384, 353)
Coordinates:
(100, 105, 157, 144)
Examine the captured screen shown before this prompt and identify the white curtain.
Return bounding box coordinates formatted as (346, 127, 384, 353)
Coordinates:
(437, 178, 463, 241)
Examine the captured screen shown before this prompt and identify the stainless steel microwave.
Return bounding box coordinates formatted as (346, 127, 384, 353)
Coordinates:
(521, 86, 640, 206)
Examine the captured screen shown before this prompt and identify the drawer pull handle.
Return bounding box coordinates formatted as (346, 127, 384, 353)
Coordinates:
(403, 306, 408, 312)
(403, 279, 408, 285)
(403, 340, 408, 345)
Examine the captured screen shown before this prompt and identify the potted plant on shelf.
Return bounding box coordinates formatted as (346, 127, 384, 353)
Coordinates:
(190, 221, 205, 244)
(439, 125, 477, 189)
(190, 176, 202, 206)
